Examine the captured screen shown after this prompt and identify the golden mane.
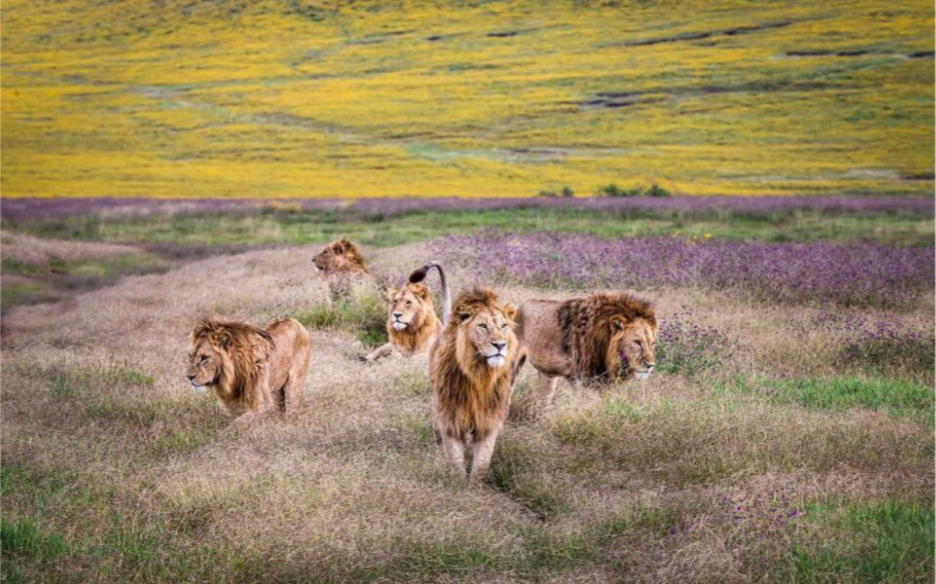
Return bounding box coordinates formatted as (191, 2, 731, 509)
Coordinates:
(431, 287, 516, 441)
(191, 318, 273, 409)
(557, 292, 657, 381)
(320, 238, 368, 273)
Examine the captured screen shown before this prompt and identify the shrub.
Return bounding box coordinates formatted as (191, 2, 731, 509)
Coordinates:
(645, 183, 672, 197)
(294, 295, 387, 346)
(656, 315, 739, 378)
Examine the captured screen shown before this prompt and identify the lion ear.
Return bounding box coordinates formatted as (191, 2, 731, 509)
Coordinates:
(501, 302, 517, 320)
(214, 332, 231, 349)
(415, 287, 429, 301)
(456, 309, 472, 323)
(610, 316, 626, 332)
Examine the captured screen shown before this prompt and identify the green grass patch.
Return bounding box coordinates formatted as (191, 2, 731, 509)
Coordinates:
(293, 295, 387, 347)
(792, 499, 935, 584)
(0, 279, 61, 314)
(762, 376, 935, 423)
(488, 438, 566, 521)
(0, 252, 168, 314)
(1, 519, 68, 562)
(32, 363, 155, 400)
(8, 207, 934, 249)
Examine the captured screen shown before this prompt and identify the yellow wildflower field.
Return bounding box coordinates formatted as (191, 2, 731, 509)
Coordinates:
(2, 0, 933, 198)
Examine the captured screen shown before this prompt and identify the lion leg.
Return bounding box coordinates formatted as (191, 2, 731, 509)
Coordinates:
(440, 435, 467, 479)
(469, 429, 500, 484)
(285, 349, 311, 414)
(234, 368, 276, 425)
(538, 373, 559, 403)
(364, 343, 394, 364)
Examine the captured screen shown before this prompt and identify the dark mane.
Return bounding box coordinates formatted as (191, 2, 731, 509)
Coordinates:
(557, 292, 656, 381)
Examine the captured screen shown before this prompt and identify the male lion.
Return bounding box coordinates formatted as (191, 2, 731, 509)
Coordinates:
(186, 317, 311, 423)
(364, 262, 450, 363)
(514, 292, 657, 402)
(430, 286, 519, 483)
(312, 238, 375, 302)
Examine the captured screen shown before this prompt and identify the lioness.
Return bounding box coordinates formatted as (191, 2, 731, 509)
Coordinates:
(430, 285, 519, 483)
(364, 262, 450, 363)
(312, 238, 375, 302)
(514, 292, 657, 402)
(186, 317, 311, 423)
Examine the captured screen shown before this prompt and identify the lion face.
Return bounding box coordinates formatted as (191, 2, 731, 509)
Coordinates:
(456, 304, 518, 369)
(386, 284, 431, 332)
(607, 317, 657, 381)
(185, 339, 223, 392)
(312, 238, 363, 274)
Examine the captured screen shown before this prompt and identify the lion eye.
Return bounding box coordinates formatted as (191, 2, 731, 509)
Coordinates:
(199, 355, 208, 362)
(406, 301, 412, 307)
(478, 324, 488, 331)
(500, 323, 508, 330)
(634, 340, 643, 347)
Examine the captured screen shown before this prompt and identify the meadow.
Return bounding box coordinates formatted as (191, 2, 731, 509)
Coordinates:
(1, 197, 933, 583)
(2, 0, 934, 199)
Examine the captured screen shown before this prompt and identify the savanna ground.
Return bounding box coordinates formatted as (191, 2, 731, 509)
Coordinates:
(1, 198, 933, 583)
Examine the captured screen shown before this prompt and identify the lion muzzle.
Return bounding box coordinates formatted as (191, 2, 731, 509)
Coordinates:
(391, 312, 408, 331)
(484, 342, 509, 368)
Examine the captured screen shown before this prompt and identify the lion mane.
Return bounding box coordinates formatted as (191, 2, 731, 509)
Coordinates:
(557, 292, 657, 382)
(191, 319, 273, 409)
(313, 238, 374, 302)
(314, 238, 369, 275)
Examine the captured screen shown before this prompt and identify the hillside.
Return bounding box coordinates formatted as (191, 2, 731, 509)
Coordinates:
(1, 0, 934, 198)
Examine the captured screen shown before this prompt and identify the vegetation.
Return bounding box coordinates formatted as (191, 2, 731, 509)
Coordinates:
(1, 200, 932, 582)
(1, 0, 933, 198)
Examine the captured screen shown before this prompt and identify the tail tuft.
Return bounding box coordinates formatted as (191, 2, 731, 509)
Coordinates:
(408, 265, 430, 284)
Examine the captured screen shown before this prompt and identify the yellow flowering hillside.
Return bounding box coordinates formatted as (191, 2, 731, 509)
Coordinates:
(1, 0, 933, 198)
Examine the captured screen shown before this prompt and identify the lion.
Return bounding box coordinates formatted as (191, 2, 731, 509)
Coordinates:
(513, 292, 657, 402)
(186, 317, 311, 423)
(312, 238, 375, 302)
(430, 285, 519, 483)
(364, 262, 450, 363)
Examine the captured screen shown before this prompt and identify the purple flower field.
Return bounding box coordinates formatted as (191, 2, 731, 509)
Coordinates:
(434, 232, 935, 307)
(1, 195, 932, 222)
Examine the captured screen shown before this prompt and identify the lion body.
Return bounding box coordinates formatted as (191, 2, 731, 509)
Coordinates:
(429, 287, 518, 482)
(187, 317, 311, 422)
(515, 292, 657, 401)
(312, 238, 375, 302)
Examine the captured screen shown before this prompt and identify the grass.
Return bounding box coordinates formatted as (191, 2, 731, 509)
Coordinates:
(7, 206, 934, 247)
(792, 499, 935, 584)
(292, 294, 388, 347)
(759, 376, 935, 424)
(0, 251, 168, 313)
(1, 212, 933, 582)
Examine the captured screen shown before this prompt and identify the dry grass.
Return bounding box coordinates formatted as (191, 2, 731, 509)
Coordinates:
(1, 240, 933, 583)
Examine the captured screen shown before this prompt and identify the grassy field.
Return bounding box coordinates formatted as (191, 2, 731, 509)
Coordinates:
(1, 201, 933, 583)
(2, 0, 934, 198)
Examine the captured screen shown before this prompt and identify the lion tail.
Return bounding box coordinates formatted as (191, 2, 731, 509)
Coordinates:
(409, 261, 452, 327)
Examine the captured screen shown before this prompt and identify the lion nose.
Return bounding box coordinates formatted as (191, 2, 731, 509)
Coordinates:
(186, 374, 196, 381)
(491, 341, 506, 352)
(393, 312, 403, 319)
